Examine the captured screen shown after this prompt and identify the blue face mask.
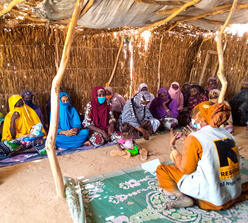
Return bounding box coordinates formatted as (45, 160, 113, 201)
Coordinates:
(191, 119, 201, 129)
(98, 96, 106, 104)
(61, 101, 70, 107)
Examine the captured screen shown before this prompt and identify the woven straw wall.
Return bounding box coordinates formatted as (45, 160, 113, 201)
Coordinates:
(1, 24, 247, 124)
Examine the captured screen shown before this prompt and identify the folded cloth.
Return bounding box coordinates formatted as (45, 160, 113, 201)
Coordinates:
(0, 140, 23, 159)
(32, 138, 46, 155)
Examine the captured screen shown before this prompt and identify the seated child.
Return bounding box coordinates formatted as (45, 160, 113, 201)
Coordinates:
(110, 122, 149, 161)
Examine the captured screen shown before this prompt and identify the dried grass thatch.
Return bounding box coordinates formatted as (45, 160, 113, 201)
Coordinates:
(190, 32, 248, 100)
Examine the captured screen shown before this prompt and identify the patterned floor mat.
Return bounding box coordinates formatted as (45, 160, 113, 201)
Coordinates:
(65, 158, 248, 223)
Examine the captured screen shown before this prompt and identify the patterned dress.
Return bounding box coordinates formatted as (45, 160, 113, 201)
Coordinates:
(83, 102, 120, 146)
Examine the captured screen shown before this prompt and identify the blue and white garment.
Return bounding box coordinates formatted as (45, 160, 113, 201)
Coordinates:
(121, 91, 160, 133)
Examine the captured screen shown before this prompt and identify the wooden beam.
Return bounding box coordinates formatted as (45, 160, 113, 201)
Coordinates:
(169, 3, 248, 24)
(216, 0, 238, 104)
(157, 3, 230, 15)
(138, 0, 200, 34)
(80, 0, 94, 16)
(45, 0, 84, 198)
(135, 0, 185, 6)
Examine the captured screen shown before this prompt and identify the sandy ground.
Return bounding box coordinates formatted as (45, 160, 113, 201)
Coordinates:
(0, 127, 247, 223)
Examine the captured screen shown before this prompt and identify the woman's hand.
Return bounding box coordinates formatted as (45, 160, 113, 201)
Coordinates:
(170, 149, 180, 162)
(87, 125, 109, 141)
(182, 125, 195, 137)
(60, 128, 80, 136)
(162, 101, 170, 116)
(101, 130, 110, 141)
(108, 121, 115, 135)
(60, 130, 73, 136)
(169, 129, 182, 149)
(10, 111, 20, 139)
(70, 128, 79, 135)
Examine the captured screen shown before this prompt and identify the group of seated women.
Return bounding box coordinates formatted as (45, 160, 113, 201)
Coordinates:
(0, 78, 247, 152)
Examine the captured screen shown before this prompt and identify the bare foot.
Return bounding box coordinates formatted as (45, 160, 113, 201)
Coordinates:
(164, 194, 193, 209)
(84, 141, 92, 146)
(110, 150, 131, 159)
(148, 151, 156, 156)
(122, 151, 131, 159)
(139, 148, 148, 161)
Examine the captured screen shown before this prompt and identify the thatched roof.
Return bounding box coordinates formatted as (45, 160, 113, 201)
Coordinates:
(1, 0, 248, 31)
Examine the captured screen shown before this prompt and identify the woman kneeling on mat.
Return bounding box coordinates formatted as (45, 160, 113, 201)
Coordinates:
(156, 101, 247, 210)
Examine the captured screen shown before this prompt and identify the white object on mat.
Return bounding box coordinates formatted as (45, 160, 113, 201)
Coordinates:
(141, 159, 161, 176)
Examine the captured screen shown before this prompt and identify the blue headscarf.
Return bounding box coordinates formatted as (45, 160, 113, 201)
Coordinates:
(58, 92, 81, 131)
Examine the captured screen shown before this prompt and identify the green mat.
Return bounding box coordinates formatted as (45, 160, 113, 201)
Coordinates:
(65, 158, 248, 223)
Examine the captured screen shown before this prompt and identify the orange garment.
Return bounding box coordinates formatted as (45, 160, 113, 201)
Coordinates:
(156, 135, 201, 192)
(193, 101, 231, 128)
(156, 135, 247, 210)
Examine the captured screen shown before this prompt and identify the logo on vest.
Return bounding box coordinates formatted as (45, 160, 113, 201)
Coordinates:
(214, 138, 240, 181)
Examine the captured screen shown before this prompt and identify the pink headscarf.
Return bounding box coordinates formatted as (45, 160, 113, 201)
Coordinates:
(168, 82, 184, 110)
(104, 86, 126, 113)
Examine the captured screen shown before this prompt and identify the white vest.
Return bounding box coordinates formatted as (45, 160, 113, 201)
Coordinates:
(177, 125, 241, 206)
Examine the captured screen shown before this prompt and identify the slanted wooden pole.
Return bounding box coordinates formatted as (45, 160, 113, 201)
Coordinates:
(157, 35, 163, 91)
(46, 0, 84, 198)
(216, 0, 237, 103)
(106, 36, 124, 86)
(138, 0, 200, 34)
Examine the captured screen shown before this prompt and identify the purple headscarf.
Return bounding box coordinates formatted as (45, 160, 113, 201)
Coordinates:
(149, 88, 178, 119)
(206, 77, 218, 92)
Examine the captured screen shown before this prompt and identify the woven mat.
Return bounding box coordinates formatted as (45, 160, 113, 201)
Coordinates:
(65, 158, 248, 223)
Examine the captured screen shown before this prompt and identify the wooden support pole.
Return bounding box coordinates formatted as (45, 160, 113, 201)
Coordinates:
(106, 36, 124, 87)
(0, 0, 25, 17)
(138, 0, 200, 34)
(157, 35, 163, 91)
(216, 0, 238, 104)
(45, 0, 84, 198)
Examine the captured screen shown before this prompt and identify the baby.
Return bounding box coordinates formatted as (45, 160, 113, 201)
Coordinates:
(20, 123, 44, 145)
(110, 122, 148, 161)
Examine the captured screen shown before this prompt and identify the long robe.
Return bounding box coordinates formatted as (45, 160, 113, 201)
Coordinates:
(56, 92, 89, 149)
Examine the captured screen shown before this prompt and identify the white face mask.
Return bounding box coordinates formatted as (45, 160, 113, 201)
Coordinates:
(191, 119, 201, 129)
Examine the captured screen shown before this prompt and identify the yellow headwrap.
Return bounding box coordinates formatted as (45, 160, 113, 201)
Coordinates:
(1, 95, 45, 141)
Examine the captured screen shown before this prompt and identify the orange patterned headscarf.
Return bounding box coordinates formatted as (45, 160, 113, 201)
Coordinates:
(193, 101, 231, 128)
